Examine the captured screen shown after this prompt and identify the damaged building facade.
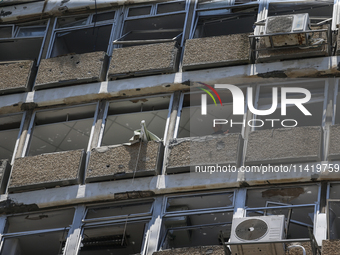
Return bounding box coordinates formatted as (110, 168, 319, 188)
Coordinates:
(2, 0, 340, 254)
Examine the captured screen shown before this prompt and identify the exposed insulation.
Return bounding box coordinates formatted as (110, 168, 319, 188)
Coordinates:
(108, 42, 178, 79)
(86, 141, 162, 182)
(0, 60, 34, 93)
(182, 33, 250, 71)
(9, 149, 84, 192)
(245, 126, 321, 165)
(35, 51, 107, 89)
(166, 134, 241, 173)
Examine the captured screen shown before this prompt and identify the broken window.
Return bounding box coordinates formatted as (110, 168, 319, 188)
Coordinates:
(161, 191, 235, 249)
(79, 200, 153, 255)
(1, 208, 74, 255)
(327, 183, 340, 239)
(255, 79, 326, 130)
(176, 89, 245, 138)
(192, 0, 258, 38)
(101, 95, 171, 146)
(26, 104, 97, 156)
(245, 185, 319, 239)
(0, 20, 48, 63)
(49, 11, 117, 58)
(114, 1, 187, 47)
(0, 114, 23, 162)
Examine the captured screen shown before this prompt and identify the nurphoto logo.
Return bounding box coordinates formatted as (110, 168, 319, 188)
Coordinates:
(200, 83, 312, 128)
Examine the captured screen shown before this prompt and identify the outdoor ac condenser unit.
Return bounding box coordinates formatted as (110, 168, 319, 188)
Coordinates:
(263, 13, 310, 47)
(230, 215, 285, 255)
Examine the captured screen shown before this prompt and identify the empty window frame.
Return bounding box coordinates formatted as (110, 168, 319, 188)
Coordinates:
(245, 185, 320, 239)
(116, 1, 188, 47)
(48, 10, 117, 58)
(160, 191, 235, 249)
(191, 0, 258, 38)
(79, 200, 154, 255)
(0, 20, 49, 63)
(0, 208, 75, 255)
(25, 104, 97, 157)
(100, 95, 172, 146)
(0, 113, 24, 163)
(254, 79, 326, 130)
(327, 183, 340, 239)
(175, 89, 245, 138)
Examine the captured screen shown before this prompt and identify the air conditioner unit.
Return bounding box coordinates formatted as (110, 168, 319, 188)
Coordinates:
(263, 13, 310, 47)
(230, 215, 285, 255)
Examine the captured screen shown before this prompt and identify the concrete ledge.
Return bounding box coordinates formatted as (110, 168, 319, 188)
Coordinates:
(327, 125, 340, 160)
(182, 33, 251, 71)
(257, 25, 329, 63)
(35, 51, 108, 90)
(322, 240, 340, 255)
(245, 126, 322, 165)
(166, 134, 242, 174)
(153, 246, 224, 255)
(0, 60, 35, 94)
(86, 141, 164, 182)
(108, 42, 179, 80)
(9, 149, 85, 192)
(0, 160, 11, 194)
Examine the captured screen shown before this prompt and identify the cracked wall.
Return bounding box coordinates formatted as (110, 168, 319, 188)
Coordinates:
(166, 134, 242, 173)
(35, 51, 108, 89)
(86, 141, 163, 182)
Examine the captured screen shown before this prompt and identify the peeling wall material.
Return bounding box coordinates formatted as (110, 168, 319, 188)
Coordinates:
(35, 51, 108, 90)
(166, 134, 242, 174)
(0, 159, 10, 194)
(9, 149, 85, 192)
(153, 245, 225, 255)
(108, 42, 179, 80)
(182, 33, 251, 71)
(245, 127, 322, 165)
(321, 240, 340, 255)
(257, 25, 329, 63)
(86, 141, 163, 182)
(0, 60, 34, 94)
(327, 125, 340, 160)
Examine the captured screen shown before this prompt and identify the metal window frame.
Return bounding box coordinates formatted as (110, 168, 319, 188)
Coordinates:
(46, 9, 120, 58)
(120, 0, 189, 47)
(190, 0, 259, 39)
(162, 190, 236, 216)
(82, 198, 155, 224)
(252, 79, 328, 131)
(0, 25, 14, 38)
(326, 198, 340, 239)
(98, 93, 174, 147)
(22, 102, 99, 157)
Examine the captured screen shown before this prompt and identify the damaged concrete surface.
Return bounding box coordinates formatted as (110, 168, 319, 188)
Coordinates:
(35, 51, 108, 89)
(0, 160, 10, 194)
(327, 125, 340, 160)
(86, 141, 163, 182)
(153, 245, 225, 255)
(108, 42, 179, 79)
(285, 242, 312, 255)
(182, 33, 250, 71)
(257, 25, 329, 63)
(0, 60, 34, 94)
(321, 240, 340, 255)
(245, 127, 322, 165)
(9, 149, 85, 192)
(166, 134, 242, 173)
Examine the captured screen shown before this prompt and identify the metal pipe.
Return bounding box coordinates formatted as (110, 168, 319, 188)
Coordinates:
(288, 245, 306, 255)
